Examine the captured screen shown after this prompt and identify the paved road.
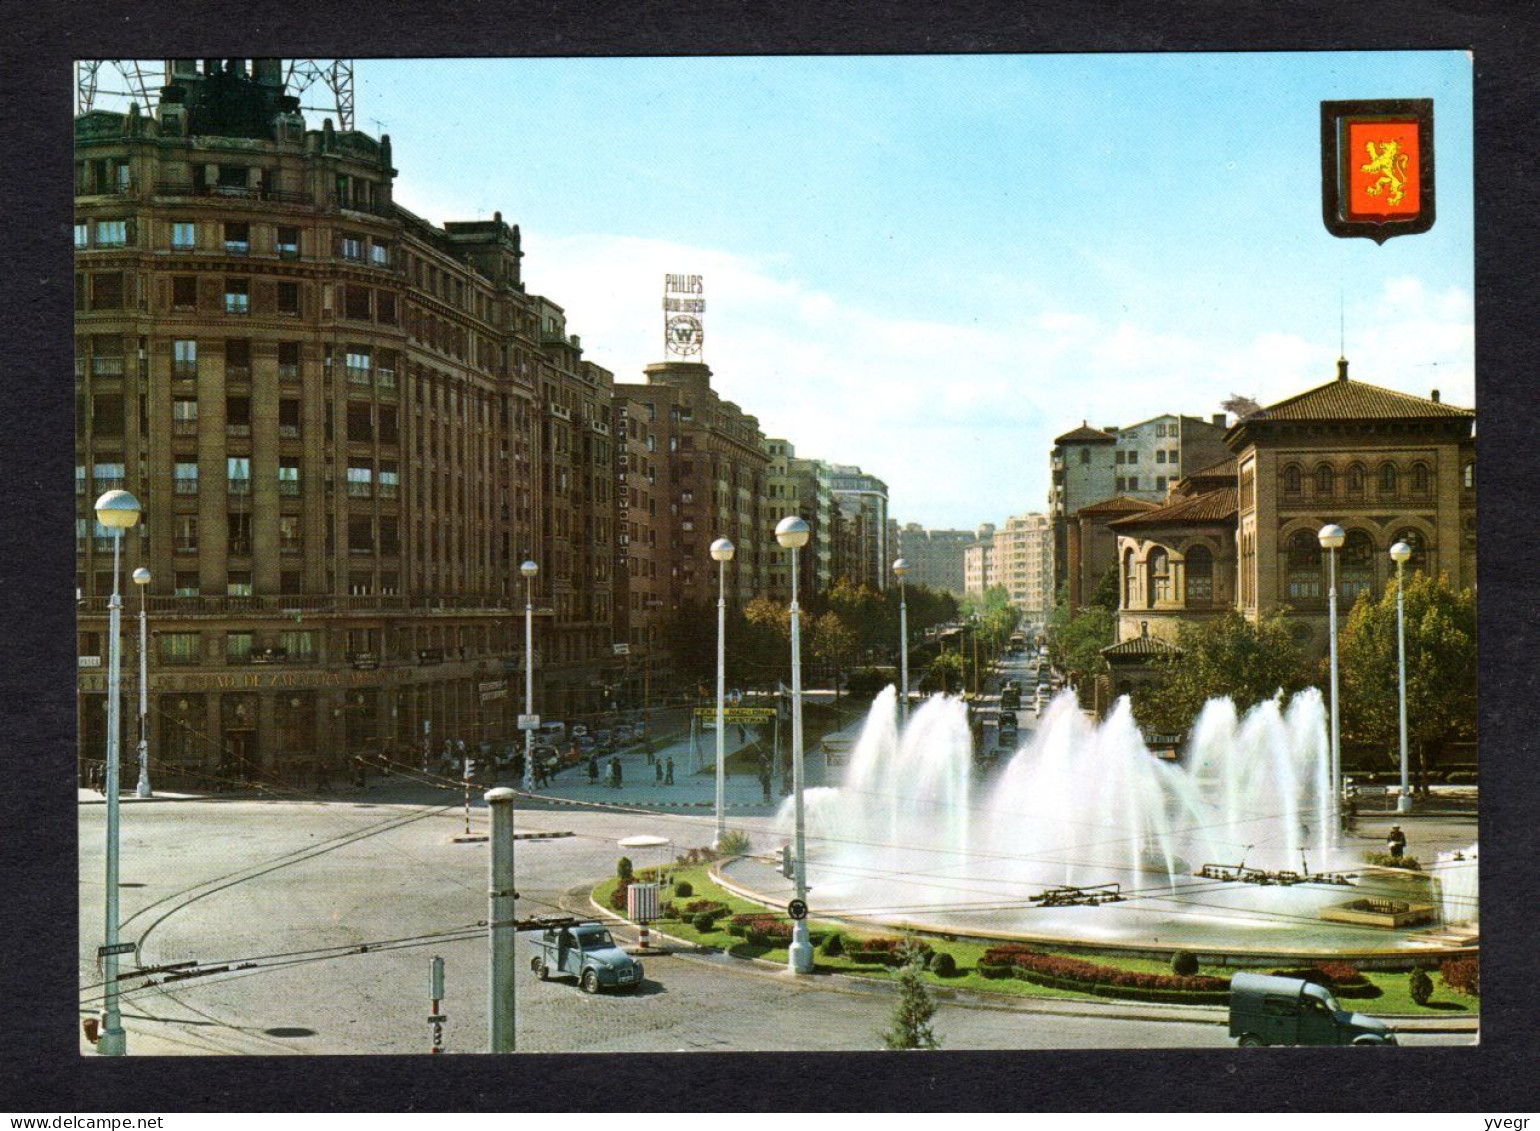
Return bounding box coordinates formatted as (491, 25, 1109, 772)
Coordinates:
(79, 793, 1473, 1055)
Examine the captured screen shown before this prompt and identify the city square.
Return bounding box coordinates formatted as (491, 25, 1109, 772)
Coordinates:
(72, 52, 1479, 1059)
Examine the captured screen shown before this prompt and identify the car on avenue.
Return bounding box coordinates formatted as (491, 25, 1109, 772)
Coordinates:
(529, 923, 644, 993)
(1229, 972, 1396, 1047)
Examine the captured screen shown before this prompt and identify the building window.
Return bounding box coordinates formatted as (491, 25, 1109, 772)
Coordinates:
(173, 572, 199, 598)
(1125, 476, 1138, 491)
(1346, 463, 1365, 495)
(160, 633, 200, 663)
(1115, 450, 1125, 465)
(379, 464, 399, 498)
(278, 341, 302, 381)
(347, 403, 373, 442)
(1463, 461, 1474, 489)
(1184, 545, 1214, 606)
(227, 512, 252, 555)
(92, 394, 125, 434)
(1124, 548, 1137, 607)
(224, 222, 250, 255)
(1155, 476, 1167, 491)
(1340, 530, 1376, 606)
(1411, 462, 1431, 494)
(1286, 530, 1323, 602)
(74, 222, 88, 249)
(349, 516, 374, 553)
(1115, 476, 1126, 492)
(171, 399, 199, 438)
(174, 514, 198, 553)
(223, 278, 249, 315)
(1146, 549, 1171, 604)
(343, 285, 371, 321)
(278, 459, 301, 495)
(278, 515, 302, 552)
(170, 221, 196, 251)
(171, 275, 197, 311)
(1155, 450, 1167, 464)
(278, 399, 301, 439)
(227, 456, 251, 495)
(226, 632, 254, 662)
(226, 395, 252, 437)
(1127, 450, 1138, 464)
(92, 273, 125, 309)
(340, 235, 364, 262)
(277, 281, 300, 316)
(1378, 462, 1398, 494)
(370, 240, 391, 266)
(227, 572, 253, 598)
(1391, 528, 1428, 575)
(93, 461, 125, 491)
(174, 461, 199, 494)
(347, 465, 373, 498)
(282, 631, 315, 660)
(276, 226, 300, 257)
(345, 346, 371, 383)
(1156, 422, 1167, 437)
(173, 339, 198, 377)
(95, 219, 127, 247)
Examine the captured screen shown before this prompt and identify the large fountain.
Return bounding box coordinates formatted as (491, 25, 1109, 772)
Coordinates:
(744, 688, 1476, 960)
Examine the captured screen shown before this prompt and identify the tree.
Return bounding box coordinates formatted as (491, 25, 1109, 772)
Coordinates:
(1131, 608, 1310, 735)
(1048, 604, 1116, 684)
(810, 610, 858, 698)
(1090, 563, 1120, 612)
(920, 651, 966, 695)
(1336, 571, 1476, 770)
(881, 940, 941, 1050)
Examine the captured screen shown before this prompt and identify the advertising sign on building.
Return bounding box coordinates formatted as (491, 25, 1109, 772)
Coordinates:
(663, 274, 704, 359)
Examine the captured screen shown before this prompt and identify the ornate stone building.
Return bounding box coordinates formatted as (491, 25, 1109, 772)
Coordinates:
(74, 60, 616, 784)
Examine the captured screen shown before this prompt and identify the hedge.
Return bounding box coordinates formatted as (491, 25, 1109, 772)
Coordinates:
(1440, 956, 1479, 997)
(1268, 963, 1381, 1000)
(846, 937, 933, 967)
(979, 945, 1230, 1002)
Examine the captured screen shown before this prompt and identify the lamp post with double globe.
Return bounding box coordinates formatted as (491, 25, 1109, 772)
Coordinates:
(775, 515, 814, 974)
(710, 537, 735, 849)
(520, 560, 539, 792)
(1318, 523, 1346, 831)
(94, 488, 142, 1056)
(132, 567, 152, 798)
(1390, 540, 1414, 814)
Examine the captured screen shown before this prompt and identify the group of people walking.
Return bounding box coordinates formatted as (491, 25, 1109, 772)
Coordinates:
(587, 752, 674, 788)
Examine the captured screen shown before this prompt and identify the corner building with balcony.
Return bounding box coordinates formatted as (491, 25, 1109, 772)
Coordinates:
(74, 60, 615, 785)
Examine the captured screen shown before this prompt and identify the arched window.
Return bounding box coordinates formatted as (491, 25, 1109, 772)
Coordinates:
(1286, 530, 1322, 602)
(1339, 529, 1376, 606)
(1346, 463, 1365, 495)
(1282, 465, 1302, 495)
(1411, 463, 1431, 494)
(1147, 548, 1171, 605)
(1463, 461, 1475, 489)
(1379, 462, 1399, 494)
(1391, 528, 1428, 575)
(1123, 548, 1138, 607)
(1184, 545, 1214, 606)
(1315, 464, 1334, 496)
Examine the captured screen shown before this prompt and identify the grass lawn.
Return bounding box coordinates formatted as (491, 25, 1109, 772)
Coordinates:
(593, 865, 1478, 1017)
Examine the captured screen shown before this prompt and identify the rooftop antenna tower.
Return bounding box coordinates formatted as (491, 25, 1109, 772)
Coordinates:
(76, 59, 357, 131)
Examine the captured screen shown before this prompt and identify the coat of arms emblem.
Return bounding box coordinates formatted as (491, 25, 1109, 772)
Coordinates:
(1320, 99, 1435, 243)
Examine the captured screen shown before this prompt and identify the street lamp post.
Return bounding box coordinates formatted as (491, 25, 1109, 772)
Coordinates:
(1318, 523, 1346, 835)
(1390, 541, 1414, 814)
(710, 538, 735, 849)
(775, 516, 813, 975)
(893, 558, 909, 727)
(520, 560, 539, 792)
(94, 489, 141, 1056)
(132, 567, 152, 798)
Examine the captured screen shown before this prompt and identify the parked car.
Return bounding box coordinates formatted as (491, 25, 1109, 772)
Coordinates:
(594, 729, 613, 749)
(1229, 972, 1396, 1047)
(538, 722, 566, 742)
(614, 724, 634, 744)
(576, 735, 596, 754)
(529, 922, 644, 993)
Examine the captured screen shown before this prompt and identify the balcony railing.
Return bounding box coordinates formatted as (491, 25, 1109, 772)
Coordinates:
(277, 363, 300, 382)
(153, 182, 314, 207)
(90, 358, 125, 377)
(278, 425, 300, 439)
(228, 479, 251, 496)
(174, 478, 199, 495)
(79, 593, 519, 617)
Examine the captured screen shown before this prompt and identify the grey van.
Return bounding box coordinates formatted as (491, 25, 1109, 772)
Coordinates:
(1230, 971, 1397, 1046)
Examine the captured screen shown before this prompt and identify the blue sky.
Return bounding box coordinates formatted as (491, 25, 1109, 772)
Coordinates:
(354, 52, 1473, 529)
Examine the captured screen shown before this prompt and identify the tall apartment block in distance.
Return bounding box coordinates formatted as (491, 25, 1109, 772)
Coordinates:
(894, 523, 980, 595)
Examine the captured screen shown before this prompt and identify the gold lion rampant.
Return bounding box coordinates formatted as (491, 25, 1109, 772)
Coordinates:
(1360, 140, 1410, 206)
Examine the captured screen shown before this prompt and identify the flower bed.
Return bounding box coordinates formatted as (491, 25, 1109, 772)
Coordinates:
(978, 945, 1230, 1003)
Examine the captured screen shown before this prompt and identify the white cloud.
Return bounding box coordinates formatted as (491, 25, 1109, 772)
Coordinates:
(488, 231, 1473, 529)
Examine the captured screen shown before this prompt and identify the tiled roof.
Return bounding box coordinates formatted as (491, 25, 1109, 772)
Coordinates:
(1109, 487, 1238, 528)
(1054, 423, 1116, 444)
(1102, 635, 1180, 658)
(1258, 376, 1473, 422)
(1073, 495, 1162, 518)
(1183, 456, 1238, 480)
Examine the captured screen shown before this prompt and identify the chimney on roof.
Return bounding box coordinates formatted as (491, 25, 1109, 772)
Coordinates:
(1431, 389, 1441, 403)
(1212, 412, 1225, 427)
(1337, 356, 1349, 382)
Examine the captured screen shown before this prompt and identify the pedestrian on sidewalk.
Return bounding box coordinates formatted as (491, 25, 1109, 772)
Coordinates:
(654, 760, 664, 784)
(315, 757, 333, 794)
(1386, 824, 1407, 859)
(759, 760, 772, 804)
(612, 755, 623, 788)
(587, 754, 599, 785)
(353, 754, 368, 790)
(665, 756, 675, 785)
